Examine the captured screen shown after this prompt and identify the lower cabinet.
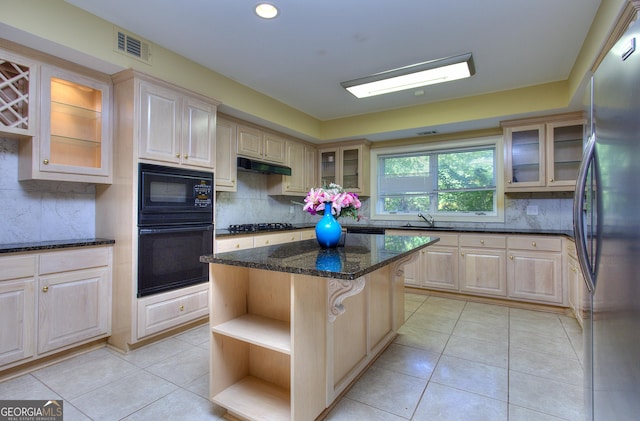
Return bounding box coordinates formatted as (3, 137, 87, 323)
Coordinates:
(390, 230, 569, 307)
(565, 239, 587, 326)
(459, 234, 507, 297)
(215, 229, 315, 253)
(507, 236, 563, 304)
(0, 246, 112, 371)
(137, 283, 209, 339)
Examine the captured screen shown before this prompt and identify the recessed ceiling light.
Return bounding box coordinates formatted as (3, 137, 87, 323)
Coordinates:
(255, 3, 279, 19)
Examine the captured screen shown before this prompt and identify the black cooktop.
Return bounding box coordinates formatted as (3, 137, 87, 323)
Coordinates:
(227, 222, 294, 233)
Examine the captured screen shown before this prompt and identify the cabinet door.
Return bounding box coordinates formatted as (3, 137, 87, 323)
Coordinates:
(35, 65, 112, 182)
(546, 119, 584, 189)
(139, 81, 181, 164)
(0, 49, 37, 138)
(504, 124, 545, 190)
(422, 246, 459, 291)
(340, 146, 362, 191)
(284, 141, 306, 193)
(38, 268, 111, 354)
(508, 251, 563, 304)
(319, 148, 338, 186)
(263, 133, 286, 163)
(459, 248, 507, 296)
(402, 253, 421, 287)
(305, 146, 317, 191)
(215, 118, 237, 191)
(181, 96, 215, 169)
(237, 124, 262, 159)
(0, 279, 35, 366)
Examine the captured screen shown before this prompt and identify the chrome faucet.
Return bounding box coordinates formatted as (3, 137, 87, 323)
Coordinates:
(418, 213, 434, 227)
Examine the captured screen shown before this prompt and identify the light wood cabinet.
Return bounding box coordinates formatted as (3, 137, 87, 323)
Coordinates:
(459, 234, 507, 297)
(503, 113, 584, 192)
(139, 80, 217, 170)
(237, 124, 286, 164)
(507, 236, 563, 304)
(137, 283, 209, 339)
(318, 140, 370, 195)
(215, 229, 314, 253)
(215, 117, 237, 191)
(268, 140, 318, 196)
(18, 64, 113, 183)
(565, 239, 586, 326)
(0, 47, 37, 138)
(0, 246, 112, 371)
(0, 255, 36, 367)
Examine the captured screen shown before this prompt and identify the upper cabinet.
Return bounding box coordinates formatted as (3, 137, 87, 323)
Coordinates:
(0, 48, 37, 138)
(237, 123, 286, 164)
(318, 140, 370, 195)
(19, 64, 113, 184)
(502, 112, 584, 192)
(268, 139, 317, 196)
(139, 80, 217, 170)
(215, 116, 237, 192)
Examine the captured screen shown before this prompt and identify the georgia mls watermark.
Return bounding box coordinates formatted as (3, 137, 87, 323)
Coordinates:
(0, 400, 63, 421)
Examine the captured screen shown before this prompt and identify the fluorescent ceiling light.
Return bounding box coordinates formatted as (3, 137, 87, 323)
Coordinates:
(341, 53, 475, 98)
(255, 3, 279, 19)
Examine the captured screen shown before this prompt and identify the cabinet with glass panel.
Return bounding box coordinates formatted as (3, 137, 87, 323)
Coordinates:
(19, 64, 112, 183)
(318, 139, 370, 195)
(503, 112, 584, 192)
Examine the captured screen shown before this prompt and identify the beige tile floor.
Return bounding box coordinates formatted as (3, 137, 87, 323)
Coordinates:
(0, 292, 585, 420)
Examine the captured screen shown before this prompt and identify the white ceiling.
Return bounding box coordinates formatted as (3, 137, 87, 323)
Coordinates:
(64, 0, 601, 140)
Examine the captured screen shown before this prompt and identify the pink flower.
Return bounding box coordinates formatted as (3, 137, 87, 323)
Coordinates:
(303, 184, 361, 220)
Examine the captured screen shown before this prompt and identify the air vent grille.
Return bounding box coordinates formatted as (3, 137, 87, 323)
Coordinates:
(114, 28, 151, 63)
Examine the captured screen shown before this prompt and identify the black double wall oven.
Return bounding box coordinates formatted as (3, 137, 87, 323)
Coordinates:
(137, 163, 214, 298)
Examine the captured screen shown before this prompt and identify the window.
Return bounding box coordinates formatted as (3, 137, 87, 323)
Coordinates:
(372, 136, 504, 222)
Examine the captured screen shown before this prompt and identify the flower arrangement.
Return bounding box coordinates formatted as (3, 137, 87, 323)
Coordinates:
(303, 183, 362, 221)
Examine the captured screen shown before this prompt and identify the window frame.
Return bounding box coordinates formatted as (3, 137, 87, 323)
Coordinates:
(370, 135, 504, 223)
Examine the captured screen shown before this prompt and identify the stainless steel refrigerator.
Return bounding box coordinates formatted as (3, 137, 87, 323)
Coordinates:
(574, 17, 640, 421)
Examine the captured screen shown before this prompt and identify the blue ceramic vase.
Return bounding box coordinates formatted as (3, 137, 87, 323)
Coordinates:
(315, 203, 342, 248)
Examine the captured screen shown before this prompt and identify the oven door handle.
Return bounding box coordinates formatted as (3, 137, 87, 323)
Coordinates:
(139, 224, 213, 235)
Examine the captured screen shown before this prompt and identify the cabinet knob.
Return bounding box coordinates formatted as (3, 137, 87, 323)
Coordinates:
(43, 159, 49, 165)
(509, 255, 514, 260)
(42, 285, 48, 292)
(184, 155, 188, 159)
(460, 252, 465, 256)
(532, 241, 536, 247)
(179, 305, 184, 311)
(176, 153, 181, 158)
(507, 180, 512, 184)
(549, 178, 554, 182)
(265, 240, 270, 244)
(480, 240, 485, 245)
(235, 244, 240, 248)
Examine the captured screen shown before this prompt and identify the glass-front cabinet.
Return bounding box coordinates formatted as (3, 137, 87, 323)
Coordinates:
(503, 113, 584, 192)
(318, 140, 370, 195)
(19, 65, 112, 183)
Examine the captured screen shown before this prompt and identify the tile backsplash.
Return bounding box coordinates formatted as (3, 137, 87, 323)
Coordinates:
(0, 137, 96, 244)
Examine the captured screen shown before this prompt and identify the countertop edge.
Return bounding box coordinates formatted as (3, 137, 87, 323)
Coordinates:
(0, 238, 116, 254)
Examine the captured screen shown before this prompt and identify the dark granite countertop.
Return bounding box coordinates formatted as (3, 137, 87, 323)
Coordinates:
(201, 233, 439, 280)
(215, 224, 573, 238)
(0, 238, 115, 254)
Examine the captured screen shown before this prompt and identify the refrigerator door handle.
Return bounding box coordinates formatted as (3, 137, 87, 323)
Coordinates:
(573, 133, 597, 293)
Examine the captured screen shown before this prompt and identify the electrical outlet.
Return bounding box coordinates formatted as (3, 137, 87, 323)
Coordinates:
(526, 205, 539, 216)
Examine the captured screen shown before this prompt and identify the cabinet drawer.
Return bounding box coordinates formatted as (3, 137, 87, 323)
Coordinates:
(300, 229, 316, 240)
(39, 247, 111, 275)
(420, 232, 458, 247)
(137, 283, 209, 338)
(216, 236, 254, 252)
(508, 236, 562, 252)
(253, 232, 300, 247)
(0, 255, 37, 281)
(459, 234, 506, 249)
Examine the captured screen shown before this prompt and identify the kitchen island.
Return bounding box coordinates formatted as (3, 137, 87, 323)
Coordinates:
(200, 233, 438, 421)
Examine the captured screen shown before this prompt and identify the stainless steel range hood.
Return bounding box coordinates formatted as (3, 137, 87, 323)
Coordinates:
(237, 157, 292, 176)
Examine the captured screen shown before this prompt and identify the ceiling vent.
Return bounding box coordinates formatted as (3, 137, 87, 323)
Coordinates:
(114, 27, 151, 63)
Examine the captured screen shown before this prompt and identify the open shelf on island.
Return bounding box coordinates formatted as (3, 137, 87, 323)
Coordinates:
(212, 376, 290, 421)
(212, 313, 290, 354)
